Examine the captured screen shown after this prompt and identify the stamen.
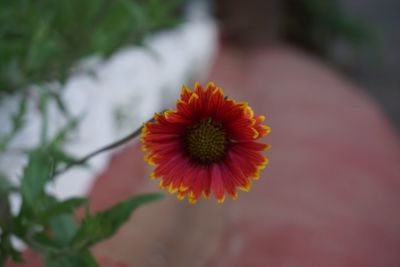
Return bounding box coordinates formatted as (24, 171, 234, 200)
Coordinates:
(185, 118, 228, 163)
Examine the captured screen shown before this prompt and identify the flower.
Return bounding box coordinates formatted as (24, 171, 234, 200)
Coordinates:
(141, 82, 270, 203)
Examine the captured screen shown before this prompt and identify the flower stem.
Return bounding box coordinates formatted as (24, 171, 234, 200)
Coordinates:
(55, 117, 154, 177)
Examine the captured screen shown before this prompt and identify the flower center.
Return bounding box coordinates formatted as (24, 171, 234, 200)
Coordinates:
(185, 118, 228, 163)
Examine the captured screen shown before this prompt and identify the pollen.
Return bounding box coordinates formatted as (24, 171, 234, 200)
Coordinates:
(185, 118, 228, 163)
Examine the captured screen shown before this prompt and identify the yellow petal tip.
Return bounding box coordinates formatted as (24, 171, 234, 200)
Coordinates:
(188, 93, 199, 104)
(181, 85, 191, 94)
(217, 195, 226, 204)
(189, 197, 198, 204)
(168, 184, 178, 194)
(212, 86, 225, 96)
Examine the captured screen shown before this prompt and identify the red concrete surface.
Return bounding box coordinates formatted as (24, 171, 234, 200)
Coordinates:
(206, 45, 400, 267)
(7, 45, 400, 267)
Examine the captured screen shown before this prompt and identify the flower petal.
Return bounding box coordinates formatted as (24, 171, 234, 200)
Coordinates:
(211, 164, 225, 203)
(141, 82, 270, 203)
(180, 85, 193, 102)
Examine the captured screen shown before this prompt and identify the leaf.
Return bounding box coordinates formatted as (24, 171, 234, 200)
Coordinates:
(8, 245, 23, 263)
(0, 174, 13, 230)
(50, 118, 80, 147)
(0, 173, 14, 193)
(10, 97, 27, 135)
(0, 232, 23, 265)
(20, 150, 53, 208)
(49, 215, 78, 245)
(0, 97, 27, 152)
(29, 232, 62, 254)
(41, 197, 87, 222)
(50, 91, 70, 118)
(0, 193, 12, 230)
(50, 148, 85, 167)
(0, 0, 184, 95)
(44, 250, 99, 267)
(70, 193, 163, 249)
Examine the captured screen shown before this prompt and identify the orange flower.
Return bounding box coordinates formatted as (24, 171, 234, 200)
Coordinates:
(141, 82, 270, 203)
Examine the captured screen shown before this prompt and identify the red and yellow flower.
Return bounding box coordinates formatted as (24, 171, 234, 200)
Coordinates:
(141, 82, 270, 203)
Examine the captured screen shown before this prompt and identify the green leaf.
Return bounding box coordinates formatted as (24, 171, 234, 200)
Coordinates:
(0, 232, 23, 265)
(0, 97, 27, 152)
(0, 0, 184, 96)
(20, 150, 53, 209)
(50, 148, 85, 167)
(0, 174, 13, 230)
(8, 245, 23, 264)
(70, 193, 163, 249)
(29, 232, 62, 254)
(50, 118, 79, 148)
(49, 91, 70, 118)
(49, 215, 78, 245)
(0, 174, 14, 193)
(41, 198, 87, 222)
(0, 193, 12, 230)
(44, 250, 99, 267)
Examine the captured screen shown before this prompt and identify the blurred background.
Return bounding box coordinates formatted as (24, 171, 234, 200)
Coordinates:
(1, 0, 399, 128)
(1, 0, 399, 266)
(215, 0, 400, 128)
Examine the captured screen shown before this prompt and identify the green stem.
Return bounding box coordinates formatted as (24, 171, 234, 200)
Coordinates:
(54, 116, 155, 176)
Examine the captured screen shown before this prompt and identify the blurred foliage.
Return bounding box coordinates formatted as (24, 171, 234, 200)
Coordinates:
(0, 95, 27, 152)
(0, 0, 184, 96)
(283, 0, 371, 56)
(0, 117, 163, 267)
(0, 0, 180, 265)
